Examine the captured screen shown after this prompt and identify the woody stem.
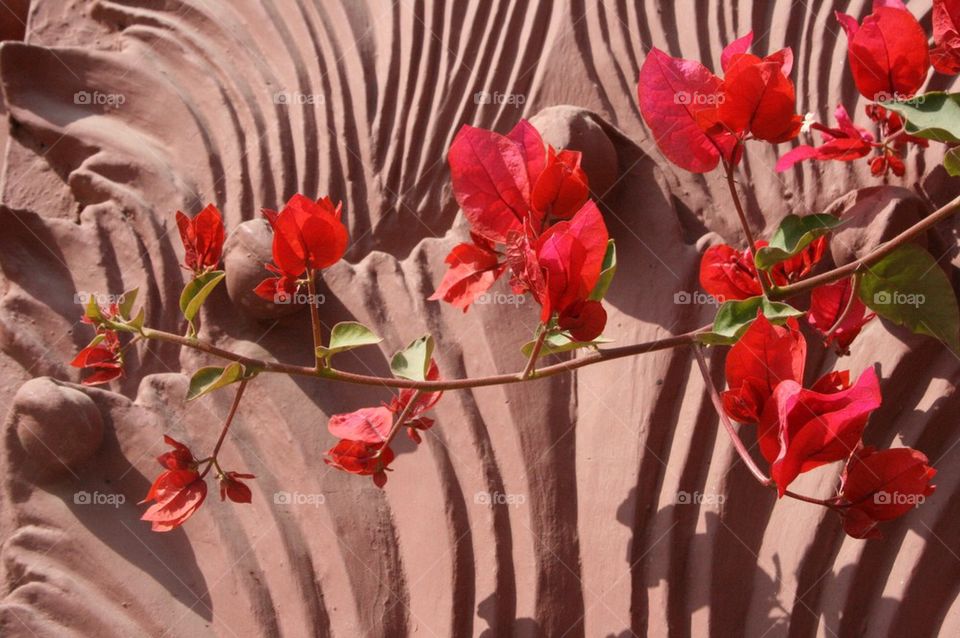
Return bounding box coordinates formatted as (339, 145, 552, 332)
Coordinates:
(141, 326, 705, 390)
(199, 379, 249, 479)
(783, 489, 843, 508)
(770, 193, 960, 299)
(377, 390, 422, 455)
(521, 323, 549, 378)
(133, 192, 960, 391)
(306, 269, 324, 368)
(881, 126, 904, 146)
(692, 343, 771, 485)
(693, 344, 843, 509)
(824, 273, 862, 342)
(120, 334, 143, 356)
(723, 157, 772, 297)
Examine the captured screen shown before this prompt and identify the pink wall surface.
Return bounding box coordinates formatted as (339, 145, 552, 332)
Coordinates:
(0, 1, 958, 636)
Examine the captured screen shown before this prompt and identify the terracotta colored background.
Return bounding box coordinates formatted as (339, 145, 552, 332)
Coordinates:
(1, 1, 958, 636)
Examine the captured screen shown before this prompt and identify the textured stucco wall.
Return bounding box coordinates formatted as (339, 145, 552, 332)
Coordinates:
(0, 1, 958, 636)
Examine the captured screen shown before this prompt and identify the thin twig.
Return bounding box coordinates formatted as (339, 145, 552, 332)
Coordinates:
(723, 158, 772, 297)
(521, 324, 549, 378)
(824, 273, 861, 342)
(692, 343, 772, 485)
(693, 344, 845, 508)
(881, 126, 905, 146)
(306, 269, 323, 369)
(376, 390, 422, 456)
(783, 489, 842, 508)
(199, 379, 249, 479)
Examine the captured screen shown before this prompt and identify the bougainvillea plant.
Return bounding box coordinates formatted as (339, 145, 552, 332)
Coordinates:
(71, 0, 958, 539)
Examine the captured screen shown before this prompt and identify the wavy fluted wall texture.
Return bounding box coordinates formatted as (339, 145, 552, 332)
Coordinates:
(0, 1, 958, 636)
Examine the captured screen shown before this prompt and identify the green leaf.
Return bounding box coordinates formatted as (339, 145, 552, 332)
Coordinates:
(520, 331, 613, 358)
(316, 321, 383, 361)
(390, 335, 435, 381)
(84, 333, 106, 349)
(589, 240, 617, 301)
(882, 93, 960, 177)
(754, 214, 842, 271)
(858, 244, 960, 353)
(879, 92, 960, 144)
(118, 288, 139, 320)
(127, 306, 146, 332)
(103, 289, 145, 334)
(84, 295, 104, 323)
(944, 146, 960, 177)
(186, 362, 255, 401)
(179, 270, 225, 323)
(698, 296, 804, 345)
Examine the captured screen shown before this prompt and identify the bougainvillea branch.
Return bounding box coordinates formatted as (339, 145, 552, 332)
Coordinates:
(140, 324, 707, 390)
(634, 12, 953, 536)
(129, 187, 960, 389)
(72, 6, 955, 535)
(770, 193, 960, 299)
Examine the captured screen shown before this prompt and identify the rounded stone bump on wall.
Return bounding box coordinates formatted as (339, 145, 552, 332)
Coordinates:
(10, 377, 104, 483)
(223, 218, 301, 320)
(825, 186, 926, 268)
(528, 105, 619, 200)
